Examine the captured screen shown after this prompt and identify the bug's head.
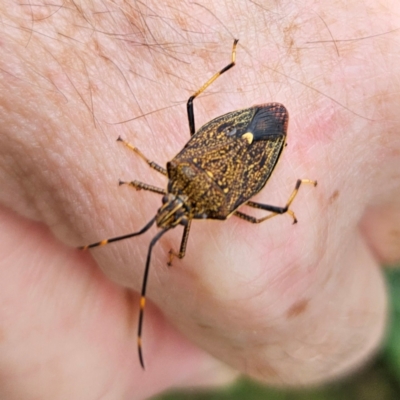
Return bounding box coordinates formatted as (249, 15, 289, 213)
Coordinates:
(155, 193, 190, 229)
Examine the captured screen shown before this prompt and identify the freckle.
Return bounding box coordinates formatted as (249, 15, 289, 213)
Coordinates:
(197, 323, 212, 330)
(390, 230, 400, 239)
(286, 299, 309, 319)
(328, 190, 340, 205)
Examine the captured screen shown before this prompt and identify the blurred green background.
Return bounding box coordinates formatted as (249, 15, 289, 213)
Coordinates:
(155, 268, 400, 400)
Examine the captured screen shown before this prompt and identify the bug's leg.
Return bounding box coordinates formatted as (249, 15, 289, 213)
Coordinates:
(167, 219, 192, 266)
(187, 39, 239, 136)
(235, 179, 317, 224)
(117, 136, 167, 176)
(119, 180, 166, 195)
(79, 217, 156, 250)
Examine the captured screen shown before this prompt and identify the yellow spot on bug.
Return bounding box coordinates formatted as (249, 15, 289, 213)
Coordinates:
(223, 188, 229, 193)
(193, 158, 198, 163)
(242, 132, 253, 144)
(206, 170, 214, 178)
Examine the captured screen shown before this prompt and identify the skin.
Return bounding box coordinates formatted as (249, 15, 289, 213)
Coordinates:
(0, 0, 399, 398)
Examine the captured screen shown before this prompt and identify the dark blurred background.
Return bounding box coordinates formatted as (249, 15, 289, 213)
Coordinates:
(154, 268, 400, 400)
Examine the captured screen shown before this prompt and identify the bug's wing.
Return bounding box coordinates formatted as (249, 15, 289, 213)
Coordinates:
(247, 103, 288, 140)
(193, 104, 287, 212)
(227, 104, 288, 209)
(229, 133, 285, 210)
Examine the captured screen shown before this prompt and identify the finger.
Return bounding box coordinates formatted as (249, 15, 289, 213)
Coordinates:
(149, 201, 387, 386)
(0, 206, 236, 399)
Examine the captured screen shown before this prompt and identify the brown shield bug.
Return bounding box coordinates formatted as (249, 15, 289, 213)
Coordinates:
(80, 39, 317, 368)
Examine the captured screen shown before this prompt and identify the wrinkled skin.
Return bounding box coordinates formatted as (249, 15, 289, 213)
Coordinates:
(0, 1, 399, 399)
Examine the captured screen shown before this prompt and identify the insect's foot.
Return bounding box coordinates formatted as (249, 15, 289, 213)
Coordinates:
(287, 209, 298, 224)
(302, 179, 317, 187)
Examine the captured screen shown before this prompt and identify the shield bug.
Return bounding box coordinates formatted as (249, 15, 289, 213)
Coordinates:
(80, 39, 317, 369)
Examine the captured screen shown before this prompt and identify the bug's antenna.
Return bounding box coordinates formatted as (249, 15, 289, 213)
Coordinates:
(138, 227, 170, 369)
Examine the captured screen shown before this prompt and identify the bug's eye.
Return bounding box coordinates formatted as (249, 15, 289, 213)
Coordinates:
(162, 195, 169, 204)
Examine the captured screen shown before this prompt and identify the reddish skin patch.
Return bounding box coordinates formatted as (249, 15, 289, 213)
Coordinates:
(286, 299, 310, 319)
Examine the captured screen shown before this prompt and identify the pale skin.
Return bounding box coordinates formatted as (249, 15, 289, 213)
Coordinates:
(0, 0, 400, 399)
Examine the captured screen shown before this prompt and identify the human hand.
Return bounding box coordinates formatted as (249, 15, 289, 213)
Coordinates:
(0, 1, 399, 399)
